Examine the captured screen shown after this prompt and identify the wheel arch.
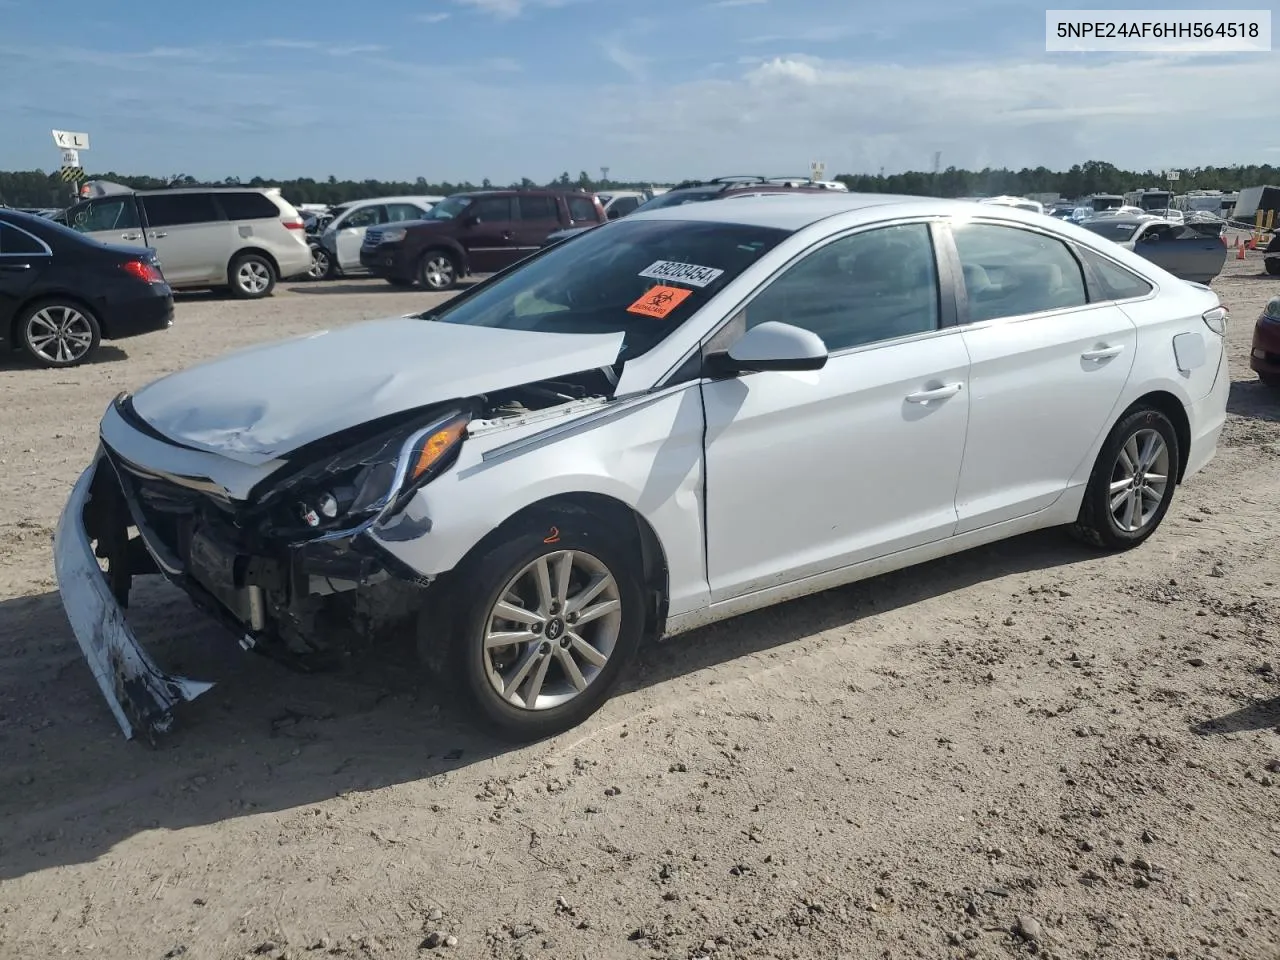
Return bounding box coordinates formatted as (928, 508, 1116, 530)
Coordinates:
(1124, 389, 1191, 482)
(419, 241, 468, 277)
(443, 492, 670, 642)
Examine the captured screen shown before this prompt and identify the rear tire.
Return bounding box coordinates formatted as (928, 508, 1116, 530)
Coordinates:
(1070, 406, 1180, 551)
(1265, 258, 1279, 276)
(18, 299, 101, 368)
(229, 253, 277, 299)
(418, 514, 645, 742)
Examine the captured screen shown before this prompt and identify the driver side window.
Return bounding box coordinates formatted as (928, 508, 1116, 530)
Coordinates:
(72, 197, 140, 233)
(343, 206, 384, 229)
(743, 223, 940, 352)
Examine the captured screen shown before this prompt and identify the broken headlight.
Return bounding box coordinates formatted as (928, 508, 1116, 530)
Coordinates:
(259, 409, 471, 537)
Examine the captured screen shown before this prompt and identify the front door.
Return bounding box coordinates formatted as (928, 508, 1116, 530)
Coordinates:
(460, 196, 519, 273)
(334, 204, 385, 271)
(944, 219, 1137, 533)
(510, 195, 564, 264)
(701, 222, 971, 602)
(68, 195, 146, 250)
(139, 193, 231, 286)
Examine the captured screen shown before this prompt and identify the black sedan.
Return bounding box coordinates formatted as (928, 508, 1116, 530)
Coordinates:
(1079, 215, 1227, 284)
(1, 209, 173, 367)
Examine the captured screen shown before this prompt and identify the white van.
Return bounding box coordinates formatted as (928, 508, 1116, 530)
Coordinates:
(62, 187, 313, 298)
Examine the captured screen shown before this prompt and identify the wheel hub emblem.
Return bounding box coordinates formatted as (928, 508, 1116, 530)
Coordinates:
(545, 618, 564, 641)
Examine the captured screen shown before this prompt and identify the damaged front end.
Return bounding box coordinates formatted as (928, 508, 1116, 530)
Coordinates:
(55, 370, 615, 741)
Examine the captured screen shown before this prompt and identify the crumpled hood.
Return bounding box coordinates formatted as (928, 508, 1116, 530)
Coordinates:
(129, 317, 624, 466)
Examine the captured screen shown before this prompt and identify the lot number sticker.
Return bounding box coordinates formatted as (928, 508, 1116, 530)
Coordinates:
(627, 285, 693, 318)
(638, 260, 724, 287)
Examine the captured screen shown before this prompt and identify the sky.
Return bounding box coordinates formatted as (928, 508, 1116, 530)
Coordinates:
(0, 0, 1275, 183)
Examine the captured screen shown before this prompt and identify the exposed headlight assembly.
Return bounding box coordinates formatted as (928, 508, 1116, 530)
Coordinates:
(1263, 297, 1280, 323)
(257, 408, 471, 538)
(378, 227, 408, 243)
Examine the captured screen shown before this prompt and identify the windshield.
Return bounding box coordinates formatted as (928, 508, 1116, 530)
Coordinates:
(632, 189, 723, 213)
(1083, 220, 1140, 242)
(422, 196, 472, 220)
(425, 218, 789, 360)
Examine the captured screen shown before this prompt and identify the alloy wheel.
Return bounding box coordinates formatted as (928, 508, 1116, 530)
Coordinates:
(482, 549, 622, 711)
(308, 247, 330, 280)
(1109, 428, 1170, 532)
(237, 260, 271, 294)
(422, 255, 455, 290)
(26, 305, 94, 365)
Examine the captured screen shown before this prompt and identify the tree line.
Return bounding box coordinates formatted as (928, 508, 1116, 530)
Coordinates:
(2, 160, 1277, 209)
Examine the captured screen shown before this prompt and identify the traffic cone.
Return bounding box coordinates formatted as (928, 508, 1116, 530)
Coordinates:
(1237, 241, 1246, 260)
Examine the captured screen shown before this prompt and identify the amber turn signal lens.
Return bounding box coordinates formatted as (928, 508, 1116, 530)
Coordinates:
(409, 420, 467, 481)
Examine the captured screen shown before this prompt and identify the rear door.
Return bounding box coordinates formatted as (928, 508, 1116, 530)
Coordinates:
(140, 193, 231, 285)
(0, 221, 48, 338)
(945, 219, 1137, 533)
(508, 195, 564, 263)
(462, 196, 519, 272)
(1136, 224, 1227, 283)
(66, 195, 146, 250)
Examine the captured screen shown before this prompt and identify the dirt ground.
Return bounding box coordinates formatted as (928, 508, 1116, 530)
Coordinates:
(1, 253, 1278, 960)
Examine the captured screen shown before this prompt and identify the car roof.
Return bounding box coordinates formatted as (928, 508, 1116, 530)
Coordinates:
(340, 195, 442, 207)
(625, 193, 981, 231)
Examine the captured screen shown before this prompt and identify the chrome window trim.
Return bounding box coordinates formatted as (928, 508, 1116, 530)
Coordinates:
(0, 222, 53, 257)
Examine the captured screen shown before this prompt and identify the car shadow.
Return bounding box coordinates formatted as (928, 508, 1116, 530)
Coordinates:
(0, 527, 1099, 882)
(0, 344, 129, 371)
(1190, 695, 1280, 736)
(1226, 378, 1280, 423)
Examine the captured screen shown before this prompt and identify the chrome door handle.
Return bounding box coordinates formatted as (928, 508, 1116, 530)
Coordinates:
(121, 233, 142, 240)
(149, 232, 168, 239)
(0, 262, 31, 271)
(1081, 345, 1124, 360)
(906, 383, 963, 403)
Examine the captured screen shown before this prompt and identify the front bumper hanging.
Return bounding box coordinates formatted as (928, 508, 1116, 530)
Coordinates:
(53, 455, 213, 741)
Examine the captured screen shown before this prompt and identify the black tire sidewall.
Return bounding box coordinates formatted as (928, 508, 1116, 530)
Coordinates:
(448, 517, 645, 741)
(229, 254, 276, 299)
(19, 300, 101, 368)
(418, 250, 458, 291)
(1082, 407, 1180, 548)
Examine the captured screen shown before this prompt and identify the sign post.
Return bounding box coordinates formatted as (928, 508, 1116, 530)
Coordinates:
(52, 129, 90, 203)
(810, 160, 826, 183)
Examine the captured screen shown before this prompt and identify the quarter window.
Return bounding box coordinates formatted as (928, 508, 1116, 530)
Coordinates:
(0, 223, 47, 254)
(1078, 247, 1154, 300)
(744, 223, 941, 352)
(566, 196, 598, 222)
(218, 191, 280, 220)
(141, 193, 221, 227)
(952, 222, 1088, 322)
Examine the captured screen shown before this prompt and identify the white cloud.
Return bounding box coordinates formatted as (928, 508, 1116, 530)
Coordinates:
(416, 11, 451, 22)
(454, 0, 525, 18)
(600, 40, 648, 81)
(710, 0, 767, 6)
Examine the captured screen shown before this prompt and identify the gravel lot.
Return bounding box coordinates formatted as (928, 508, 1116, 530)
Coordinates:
(1, 257, 1278, 960)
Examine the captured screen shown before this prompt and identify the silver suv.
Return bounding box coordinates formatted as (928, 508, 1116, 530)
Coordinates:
(63, 187, 313, 298)
(314, 195, 443, 279)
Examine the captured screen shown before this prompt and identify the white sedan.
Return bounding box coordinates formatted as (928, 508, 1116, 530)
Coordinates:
(54, 195, 1230, 742)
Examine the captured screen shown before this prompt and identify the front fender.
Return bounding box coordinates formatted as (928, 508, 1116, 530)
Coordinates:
(369, 386, 710, 618)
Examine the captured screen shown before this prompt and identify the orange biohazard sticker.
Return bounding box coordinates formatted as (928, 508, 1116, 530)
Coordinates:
(626, 285, 692, 319)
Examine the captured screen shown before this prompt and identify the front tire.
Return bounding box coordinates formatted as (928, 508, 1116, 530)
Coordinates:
(307, 244, 332, 281)
(229, 253, 277, 299)
(1265, 258, 1279, 277)
(1070, 406, 1180, 550)
(18, 300, 101, 368)
(424, 516, 645, 741)
(417, 250, 458, 291)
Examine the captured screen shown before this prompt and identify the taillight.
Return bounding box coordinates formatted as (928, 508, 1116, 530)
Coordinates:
(282, 217, 305, 230)
(1202, 306, 1228, 335)
(121, 259, 163, 284)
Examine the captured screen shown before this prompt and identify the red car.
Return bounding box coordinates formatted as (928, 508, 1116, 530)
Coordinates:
(1250, 295, 1280, 388)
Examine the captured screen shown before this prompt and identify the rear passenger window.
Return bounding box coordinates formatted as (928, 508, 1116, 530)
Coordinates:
(0, 223, 46, 254)
(142, 193, 220, 227)
(609, 196, 640, 217)
(386, 203, 425, 222)
(952, 222, 1088, 322)
(473, 197, 514, 222)
(343, 206, 384, 228)
(218, 191, 279, 220)
(1078, 247, 1154, 300)
(518, 196, 558, 221)
(567, 196, 598, 222)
